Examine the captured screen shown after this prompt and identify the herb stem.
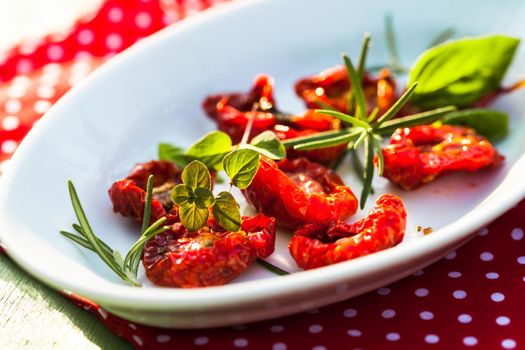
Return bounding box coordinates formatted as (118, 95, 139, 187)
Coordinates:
(256, 259, 290, 276)
(141, 175, 154, 234)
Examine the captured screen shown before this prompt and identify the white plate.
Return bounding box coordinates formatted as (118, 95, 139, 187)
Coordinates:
(1, 0, 525, 329)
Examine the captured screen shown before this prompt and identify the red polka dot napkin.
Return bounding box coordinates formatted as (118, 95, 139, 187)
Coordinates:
(0, 1, 524, 349)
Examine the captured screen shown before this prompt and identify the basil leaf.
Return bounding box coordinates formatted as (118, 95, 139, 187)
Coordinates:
(170, 184, 194, 206)
(182, 160, 211, 190)
(247, 131, 286, 160)
(179, 204, 209, 232)
(223, 149, 260, 189)
(213, 191, 242, 232)
(194, 187, 215, 209)
(442, 108, 508, 142)
(158, 143, 194, 168)
(409, 35, 520, 109)
(186, 131, 232, 170)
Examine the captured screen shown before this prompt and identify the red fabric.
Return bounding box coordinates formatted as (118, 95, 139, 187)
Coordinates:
(0, 1, 524, 349)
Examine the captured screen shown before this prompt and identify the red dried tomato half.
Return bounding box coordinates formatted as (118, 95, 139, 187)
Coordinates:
(295, 65, 397, 115)
(289, 194, 406, 270)
(142, 214, 276, 287)
(380, 124, 504, 190)
(108, 160, 181, 225)
(243, 157, 358, 230)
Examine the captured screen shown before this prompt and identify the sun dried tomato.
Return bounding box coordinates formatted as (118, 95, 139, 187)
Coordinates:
(108, 160, 181, 225)
(243, 157, 358, 229)
(142, 214, 276, 287)
(295, 66, 397, 115)
(380, 124, 504, 190)
(288, 194, 406, 269)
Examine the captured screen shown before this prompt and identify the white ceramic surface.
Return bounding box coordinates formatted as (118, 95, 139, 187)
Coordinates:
(1, 0, 524, 329)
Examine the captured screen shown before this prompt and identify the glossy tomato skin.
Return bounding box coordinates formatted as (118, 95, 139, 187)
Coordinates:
(243, 157, 358, 230)
(289, 194, 406, 270)
(108, 160, 181, 225)
(381, 125, 503, 190)
(142, 214, 276, 288)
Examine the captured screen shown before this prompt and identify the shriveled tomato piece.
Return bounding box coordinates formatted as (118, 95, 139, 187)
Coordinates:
(380, 124, 503, 189)
(289, 194, 406, 269)
(143, 214, 276, 287)
(243, 157, 358, 229)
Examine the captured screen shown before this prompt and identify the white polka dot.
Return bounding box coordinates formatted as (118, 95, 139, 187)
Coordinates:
(347, 329, 362, 337)
(344, 308, 357, 318)
(501, 339, 517, 349)
(377, 287, 391, 295)
(47, 45, 64, 61)
(106, 33, 123, 51)
(128, 323, 136, 330)
(480, 252, 494, 261)
(478, 227, 489, 236)
(381, 309, 396, 319)
(412, 269, 424, 276)
(420, 311, 434, 320)
(386, 332, 400, 341)
(108, 7, 124, 22)
(77, 29, 95, 45)
(312, 346, 326, 350)
(425, 334, 439, 344)
(42, 62, 62, 76)
(135, 12, 152, 29)
(36, 85, 56, 99)
(273, 343, 287, 350)
(233, 338, 248, 348)
(448, 271, 461, 278)
(309, 324, 323, 334)
(19, 40, 40, 55)
(496, 316, 511, 326)
(156, 335, 170, 343)
(445, 251, 457, 260)
(132, 335, 143, 346)
(270, 325, 284, 333)
(453, 290, 467, 299)
(458, 314, 472, 323)
(5, 99, 22, 113)
(2, 116, 20, 131)
(511, 227, 523, 240)
(194, 336, 209, 346)
(34, 100, 52, 114)
(463, 336, 478, 346)
(517, 256, 525, 264)
(415, 288, 429, 297)
(1, 140, 18, 154)
(16, 59, 33, 74)
(8, 76, 30, 98)
(491, 292, 505, 302)
(486, 272, 499, 279)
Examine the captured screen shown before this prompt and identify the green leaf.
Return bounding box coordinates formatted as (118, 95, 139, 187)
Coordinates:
(409, 35, 520, 109)
(223, 149, 260, 189)
(186, 131, 232, 169)
(194, 187, 215, 209)
(247, 131, 286, 159)
(170, 184, 194, 206)
(212, 191, 242, 232)
(182, 160, 211, 190)
(441, 108, 509, 142)
(179, 204, 209, 232)
(158, 143, 194, 168)
(342, 54, 367, 120)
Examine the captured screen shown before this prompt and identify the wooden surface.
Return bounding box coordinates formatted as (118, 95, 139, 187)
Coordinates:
(0, 253, 132, 349)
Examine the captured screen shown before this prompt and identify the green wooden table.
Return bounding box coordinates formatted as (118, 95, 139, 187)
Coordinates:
(0, 253, 132, 349)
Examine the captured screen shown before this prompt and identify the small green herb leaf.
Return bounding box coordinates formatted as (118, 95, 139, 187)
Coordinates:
(186, 131, 232, 169)
(409, 35, 520, 109)
(179, 204, 209, 232)
(212, 191, 242, 232)
(182, 160, 211, 190)
(441, 108, 509, 142)
(170, 184, 194, 206)
(223, 149, 260, 189)
(158, 143, 194, 168)
(247, 131, 286, 160)
(194, 187, 215, 209)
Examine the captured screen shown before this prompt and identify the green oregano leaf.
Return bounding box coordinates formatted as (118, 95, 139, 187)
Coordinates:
(441, 108, 509, 142)
(170, 184, 193, 206)
(186, 131, 232, 170)
(223, 149, 260, 189)
(182, 160, 211, 190)
(247, 131, 286, 160)
(194, 187, 215, 209)
(158, 143, 194, 168)
(179, 204, 209, 232)
(213, 191, 242, 232)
